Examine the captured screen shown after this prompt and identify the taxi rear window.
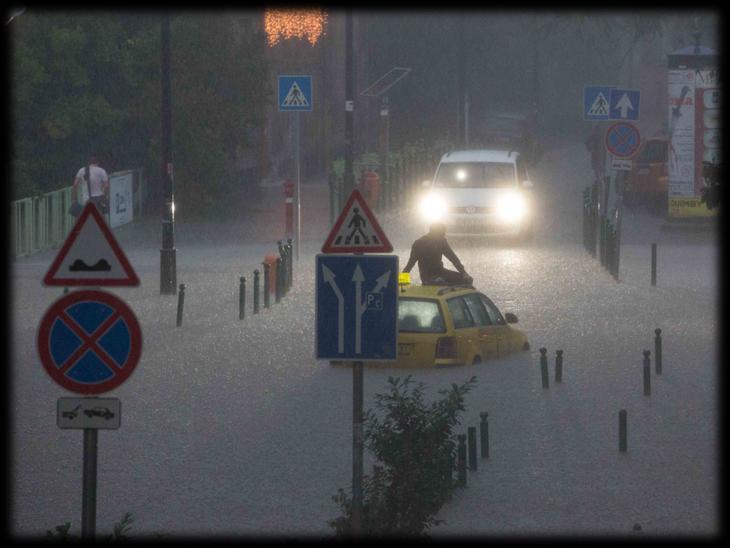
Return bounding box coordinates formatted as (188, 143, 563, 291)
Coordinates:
(398, 298, 445, 333)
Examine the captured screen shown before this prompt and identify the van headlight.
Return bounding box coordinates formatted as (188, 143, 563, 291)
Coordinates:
(495, 191, 527, 223)
(419, 192, 447, 222)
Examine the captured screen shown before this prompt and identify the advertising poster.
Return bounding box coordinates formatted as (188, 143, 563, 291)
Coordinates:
(667, 69, 695, 197)
(109, 171, 134, 228)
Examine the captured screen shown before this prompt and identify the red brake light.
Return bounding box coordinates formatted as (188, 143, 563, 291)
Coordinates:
(435, 336, 457, 359)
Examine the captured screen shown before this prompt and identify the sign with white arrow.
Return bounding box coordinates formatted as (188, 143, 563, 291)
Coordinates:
(315, 254, 398, 361)
(609, 88, 640, 121)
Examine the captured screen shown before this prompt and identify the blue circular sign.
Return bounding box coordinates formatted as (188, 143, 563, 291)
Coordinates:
(37, 290, 142, 394)
(605, 122, 641, 158)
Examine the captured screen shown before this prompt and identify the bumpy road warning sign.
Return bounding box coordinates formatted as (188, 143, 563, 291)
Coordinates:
(43, 202, 139, 286)
(321, 189, 392, 253)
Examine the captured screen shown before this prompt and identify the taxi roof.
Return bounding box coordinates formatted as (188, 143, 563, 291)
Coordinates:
(439, 149, 519, 164)
(400, 284, 476, 300)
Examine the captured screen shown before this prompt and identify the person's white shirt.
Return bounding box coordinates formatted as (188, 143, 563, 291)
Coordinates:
(74, 164, 109, 203)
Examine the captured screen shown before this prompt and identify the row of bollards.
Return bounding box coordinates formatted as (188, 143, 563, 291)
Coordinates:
(455, 411, 491, 488)
(177, 239, 295, 327)
(535, 328, 663, 455)
(539, 347, 565, 389)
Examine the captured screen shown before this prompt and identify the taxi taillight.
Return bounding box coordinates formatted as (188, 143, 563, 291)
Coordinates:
(435, 336, 457, 359)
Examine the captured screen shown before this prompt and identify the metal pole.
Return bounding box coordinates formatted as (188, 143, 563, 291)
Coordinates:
(81, 428, 98, 540)
(467, 426, 477, 471)
(352, 360, 364, 535)
(160, 13, 177, 295)
(651, 243, 657, 286)
(344, 10, 355, 197)
(295, 111, 301, 262)
(619, 410, 627, 453)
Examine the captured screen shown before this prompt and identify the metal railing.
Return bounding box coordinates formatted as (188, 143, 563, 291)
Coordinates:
(10, 168, 145, 259)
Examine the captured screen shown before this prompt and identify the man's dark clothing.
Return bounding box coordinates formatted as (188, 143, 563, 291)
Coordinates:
(403, 233, 468, 284)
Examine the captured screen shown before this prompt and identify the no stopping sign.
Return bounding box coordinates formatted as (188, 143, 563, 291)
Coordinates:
(605, 122, 641, 158)
(37, 290, 142, 394)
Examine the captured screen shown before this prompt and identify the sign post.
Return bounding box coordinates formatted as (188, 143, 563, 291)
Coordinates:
(317, 190, 395, 535)
(279, 75, 312, 261)
(40, 217, 141, 539)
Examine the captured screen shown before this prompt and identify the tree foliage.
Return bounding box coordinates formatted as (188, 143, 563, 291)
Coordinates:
(10, 11, 270, 216)
(329, 375, 477, 537)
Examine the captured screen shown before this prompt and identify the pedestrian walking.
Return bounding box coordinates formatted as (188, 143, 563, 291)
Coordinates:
(71, 154, 109, 216)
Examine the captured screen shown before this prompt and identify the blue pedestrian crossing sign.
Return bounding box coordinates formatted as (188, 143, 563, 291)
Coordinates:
(279, 75, 312, 112)
(316, 254, 398, 361)
(583, 86, 614, 121)
(609, 88, 640, 121)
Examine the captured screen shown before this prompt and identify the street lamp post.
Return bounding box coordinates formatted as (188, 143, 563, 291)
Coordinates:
(160, 13, 177, 295)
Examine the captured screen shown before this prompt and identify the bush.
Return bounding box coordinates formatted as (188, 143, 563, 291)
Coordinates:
(329, 375, 477, 537)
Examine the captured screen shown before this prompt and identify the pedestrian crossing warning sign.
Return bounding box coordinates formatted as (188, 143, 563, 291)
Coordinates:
(321, 189, 393, 253)
(282, 82, 309, 108)
(278, 75, 312, 112)
(43, 202, 140, 286)
(587, 92, 609, 116)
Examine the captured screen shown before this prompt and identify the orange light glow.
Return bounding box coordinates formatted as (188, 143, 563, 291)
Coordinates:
(264, 8, 328, 47)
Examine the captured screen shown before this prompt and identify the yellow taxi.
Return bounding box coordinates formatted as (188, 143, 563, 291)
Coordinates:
(333, 276, 529, 368)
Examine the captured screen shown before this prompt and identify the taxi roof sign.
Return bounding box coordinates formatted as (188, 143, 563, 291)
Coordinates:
(43, 203, 140, 286)
(321, 189, 393, 253)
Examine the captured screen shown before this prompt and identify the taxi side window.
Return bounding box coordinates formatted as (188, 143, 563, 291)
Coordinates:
(447, 297, 475, 329)
(480, 295, 505, 325)
(463, 293, 491, 326)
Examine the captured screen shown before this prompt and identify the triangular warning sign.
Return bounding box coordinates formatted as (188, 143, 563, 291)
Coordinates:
(282, 82, 310, 108)
(588, 92, 609, 116)
(322, 189, 393, 253)
(43, 203, 140, 286)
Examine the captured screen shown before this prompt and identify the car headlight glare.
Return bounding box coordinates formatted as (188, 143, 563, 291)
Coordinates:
(419, 192, 447, 222)
(495, 191, 527, 223)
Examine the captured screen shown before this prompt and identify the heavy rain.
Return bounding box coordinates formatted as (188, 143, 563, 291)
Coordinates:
(8, 8, 719, 539)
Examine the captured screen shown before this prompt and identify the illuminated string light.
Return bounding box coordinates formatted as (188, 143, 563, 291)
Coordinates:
(264, 8, 328, 47)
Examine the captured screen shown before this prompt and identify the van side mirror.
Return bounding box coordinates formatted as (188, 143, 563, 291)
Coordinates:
(505, 312, 518, 324)
(521, 180, 533, 189)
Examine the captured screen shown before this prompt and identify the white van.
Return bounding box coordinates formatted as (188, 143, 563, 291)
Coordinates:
(419, 149, 534, 239)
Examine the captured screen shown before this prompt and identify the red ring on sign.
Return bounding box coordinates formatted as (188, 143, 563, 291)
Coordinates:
(37, 289, 142, 394)
(605, 122, 641, 158)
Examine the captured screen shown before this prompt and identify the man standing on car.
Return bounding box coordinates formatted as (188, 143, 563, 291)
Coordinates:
(402, 222, 474, 286)
(72, 154, 109, 214)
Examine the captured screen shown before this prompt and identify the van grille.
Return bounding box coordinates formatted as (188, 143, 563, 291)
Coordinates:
(449, 206, 492, 214)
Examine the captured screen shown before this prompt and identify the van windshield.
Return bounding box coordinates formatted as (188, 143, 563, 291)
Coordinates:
(434, 162, 515, 188)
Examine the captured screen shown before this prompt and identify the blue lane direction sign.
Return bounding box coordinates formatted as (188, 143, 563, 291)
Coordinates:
(609, 88, 640, 121)
(584, 85, 614, 121)
(605, 122, 641, 159)
(279, 75, 312, 112)
(316, 254, 398, 361)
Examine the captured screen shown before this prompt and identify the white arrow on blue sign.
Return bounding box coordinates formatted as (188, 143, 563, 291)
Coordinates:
(609, 88, 640, 121)
(279, 75, 312, 112)
(315, 254, 398, 361)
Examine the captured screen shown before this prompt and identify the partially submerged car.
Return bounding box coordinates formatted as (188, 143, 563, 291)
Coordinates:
(333, 282, 529, 368)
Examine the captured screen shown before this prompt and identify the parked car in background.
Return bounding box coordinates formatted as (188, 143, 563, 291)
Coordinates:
(621, 137, 668, 213)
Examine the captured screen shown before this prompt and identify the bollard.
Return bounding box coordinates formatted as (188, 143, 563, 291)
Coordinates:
(263, 262, 271, 309)
(253, 270, 260, 314)
(238, 277, 246, 320)
(619, 409, 627, 452)
(651, 243, 657, 286)
(457, 434, 467, 487)
(555, 349, 563, 383)
(643, 350, 651, 396)
(540, 348, 549, 389)
(275, 258, 282, 304)
(654, 328, 662, 375)
(176, 284, 185, 327)
(467, 426, 477, 471)
(479, 412, 489, 459)
(287, 238, 293, 289)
